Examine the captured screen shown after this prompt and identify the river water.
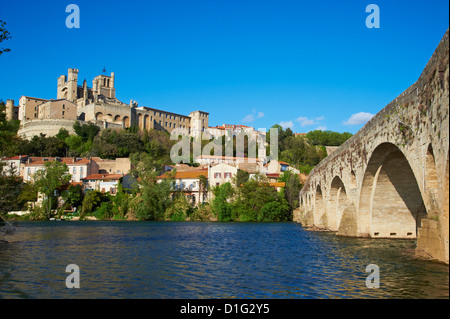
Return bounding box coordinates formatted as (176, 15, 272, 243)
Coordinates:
(0, 221, 448, 299)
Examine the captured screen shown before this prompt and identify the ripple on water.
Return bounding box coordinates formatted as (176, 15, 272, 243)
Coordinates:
(0, 221, 448, 299)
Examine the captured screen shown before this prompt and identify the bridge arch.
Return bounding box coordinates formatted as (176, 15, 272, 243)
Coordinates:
(327, 176, 349, 231)
(314, 184, 327, 227)
(358, 142, 426, 239)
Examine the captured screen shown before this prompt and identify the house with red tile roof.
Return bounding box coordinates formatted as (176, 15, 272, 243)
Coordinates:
(157, 168, 209, 205)
(22, 157, 99, 183)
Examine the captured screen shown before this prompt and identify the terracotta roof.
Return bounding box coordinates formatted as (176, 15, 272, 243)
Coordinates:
(82, 174, 122, 181)
(24, 157, 91, 166)
(266, 173, 280, 178)
(269, 182, 286, 188)
(158, 169, 208, 180)
(2, 155, 28, 160)
(279, 161, 290, 166)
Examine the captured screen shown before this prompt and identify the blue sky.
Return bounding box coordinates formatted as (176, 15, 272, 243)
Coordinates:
(0, 0, 448, 133)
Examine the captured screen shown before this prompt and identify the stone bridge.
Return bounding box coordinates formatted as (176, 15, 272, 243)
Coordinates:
(296, 30, 449, 264)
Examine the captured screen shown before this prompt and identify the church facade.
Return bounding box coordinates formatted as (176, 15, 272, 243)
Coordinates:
(11, 68, 209, 139)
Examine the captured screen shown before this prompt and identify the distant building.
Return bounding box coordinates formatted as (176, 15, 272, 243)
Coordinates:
(22, 157, 99, 183)
(157, 168, 209, 206)
(91, 157, 133, 175)
(8, 68, 209, 139)
(208, 163, 238, 187)
(81, 173, 123, 194)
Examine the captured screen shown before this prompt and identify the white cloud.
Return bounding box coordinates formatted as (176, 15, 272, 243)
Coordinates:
(344, 112, 374, 125)
(295, 116, 324, 127)
(279, 121, 294, 130)
(315, 126, 327, 131)
(242, 110, 264, 123)
(242, 114, 255, 123)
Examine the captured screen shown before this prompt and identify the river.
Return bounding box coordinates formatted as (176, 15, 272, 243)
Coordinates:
(0, 221, 448, 299)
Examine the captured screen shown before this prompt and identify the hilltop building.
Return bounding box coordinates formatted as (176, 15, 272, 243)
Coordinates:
(9, 68, 209, 139)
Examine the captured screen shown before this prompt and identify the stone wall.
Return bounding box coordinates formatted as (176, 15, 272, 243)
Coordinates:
(18, 119, 79, 139)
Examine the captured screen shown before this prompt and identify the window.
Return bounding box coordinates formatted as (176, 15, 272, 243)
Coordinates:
(224, 172, 232, 179)
(73, 167, 76, 174)
(214, 172, 221, 179)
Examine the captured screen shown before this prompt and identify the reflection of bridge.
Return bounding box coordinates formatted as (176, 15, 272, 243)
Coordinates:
(296, 30, 449, 264)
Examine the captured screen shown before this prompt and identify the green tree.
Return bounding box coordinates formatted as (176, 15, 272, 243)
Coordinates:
(232, 175, 278, 221)
(17, 133, 67, 157)
(0, 20, 11, 55)
(33, 161, 71, 219)
(0, 100, 21, 157)
(278, 170, 302, 212)
(73, 121, 100, 142)
(129, 153, 174, 220)
(258, 190, 291, 222)
(0, 163, 23, 217)
(61, 184, 83, 211)
(211, 182, 234, 221)
(81, 190, 104, 218)
(56, 128, 70, 141)
(234, 169, 249, 187)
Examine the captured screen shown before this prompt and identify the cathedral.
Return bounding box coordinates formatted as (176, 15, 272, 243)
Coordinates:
(8, 68, 209, 139)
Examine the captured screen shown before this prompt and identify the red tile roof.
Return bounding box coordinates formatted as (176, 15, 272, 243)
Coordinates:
(2, 155, 29, 160)
(82, 174, 122, 181)
(158, 169, 208, 179)
(24, 157, 91, 166)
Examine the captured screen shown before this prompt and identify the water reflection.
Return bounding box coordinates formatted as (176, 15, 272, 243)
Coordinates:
(0, 221, 448, 299)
